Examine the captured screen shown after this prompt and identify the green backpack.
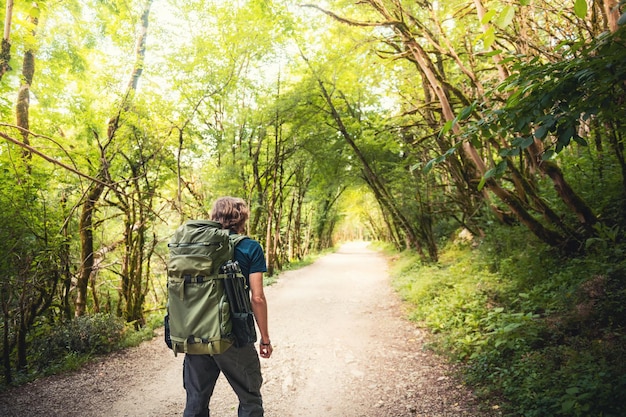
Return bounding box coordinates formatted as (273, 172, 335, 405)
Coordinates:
(165, 220, 255, 356)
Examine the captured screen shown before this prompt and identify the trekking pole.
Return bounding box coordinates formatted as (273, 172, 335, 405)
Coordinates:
(222, 261, 247, 313)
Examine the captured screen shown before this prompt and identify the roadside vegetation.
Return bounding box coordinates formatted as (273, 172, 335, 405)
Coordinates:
(388, 226, 626, 417)
(5, 313, 156, 388)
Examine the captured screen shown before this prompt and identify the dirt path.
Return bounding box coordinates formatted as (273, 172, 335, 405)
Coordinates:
(0, 242, 499, 417)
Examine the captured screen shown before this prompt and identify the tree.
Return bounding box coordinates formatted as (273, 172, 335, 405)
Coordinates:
(76, 0, 154, 318)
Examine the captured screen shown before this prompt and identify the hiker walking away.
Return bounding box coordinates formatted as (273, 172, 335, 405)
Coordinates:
(183, 196, 273, 417)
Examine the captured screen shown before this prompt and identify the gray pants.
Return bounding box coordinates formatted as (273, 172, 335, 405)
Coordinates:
(183, 344, 264, 417)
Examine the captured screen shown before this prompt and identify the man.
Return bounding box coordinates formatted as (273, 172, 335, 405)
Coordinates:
(183, 196, 273, 417)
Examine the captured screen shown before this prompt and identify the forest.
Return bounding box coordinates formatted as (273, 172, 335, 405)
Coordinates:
(1, 0, 625, 416)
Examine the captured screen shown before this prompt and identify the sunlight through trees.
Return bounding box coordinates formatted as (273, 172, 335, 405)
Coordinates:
(1, 0, 625, 398)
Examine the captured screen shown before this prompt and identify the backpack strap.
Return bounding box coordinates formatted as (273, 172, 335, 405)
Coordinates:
(229, 233, 249, 247)
(219, 234, 249, 280)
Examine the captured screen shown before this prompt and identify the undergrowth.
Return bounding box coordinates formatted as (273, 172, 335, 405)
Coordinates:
(1, 312, 160, 391)
(390, 226, 626, 417)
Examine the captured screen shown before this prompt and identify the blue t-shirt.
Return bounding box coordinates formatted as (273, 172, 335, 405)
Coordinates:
(233, 237, 267, 281)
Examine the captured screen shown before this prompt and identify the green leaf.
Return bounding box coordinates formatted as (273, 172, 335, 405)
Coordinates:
(511, 135, 535, 149)
(482, 160, 507, 183)
(439, 119, 454, 137)
(481, 9, 497, 25)
(29, 6, 41, 19)
(519, 0, 531, 4)
(574, 0, 588, 18)
(495, 160, 508, 175)
(503, 323, 522, 332)
(423, 159, 436, 174)
(484, 167, 496, 180)
(482, 26, 496, 49)
(534, 124, 550, 140)
(497, 6, 516, 29)
(562, 400, 576, 413)
(483, 49, 503, 57)
(444, 146, 457, 157)
(511, 137, 525, 147)
(558, 125, 575, 146)
(458, 105, 473, 121)
(477, 177, 487, 191)
(573, 135, 588, 146)
(520, 136, 535, 148)
(499, 148, 520, 157)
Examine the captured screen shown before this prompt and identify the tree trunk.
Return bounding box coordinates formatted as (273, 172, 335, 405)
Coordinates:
(16, 311, 26, 370)
(486, 178, 569, 248)
(603, 0, 621, 32)
(472, 0, 510, 80)
(476, 1, 597, 242)
(249, 128, 265, 237)
(76, 175, 106, 317)
(1, 288, 12, 385)
(60, 193, 74, 320)
(606, 123, 626, 213)
(117, 3, 153, 325)
(15, 6, 38, 162)
(272, 194, 284, 270)
(416, 185, 438, 261)
(383, 208, 402, 247)
(293, 176, 309, 259)
(507, 161, 579, 238)
(527, 140, 598, 231)
(1, 0, 14, 81)
(264, 130, 280, 276)
(127, 3, 151, 92)
(285, 193, 295, 261)
(314, 192, 343, 250)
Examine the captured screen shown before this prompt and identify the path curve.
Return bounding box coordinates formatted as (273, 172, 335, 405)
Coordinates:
(0, 242, 499, 417)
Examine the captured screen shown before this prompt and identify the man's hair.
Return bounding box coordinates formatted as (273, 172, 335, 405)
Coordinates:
(210, 196, 249, 233)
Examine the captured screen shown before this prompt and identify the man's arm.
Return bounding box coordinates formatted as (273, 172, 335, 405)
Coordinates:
(249, 271, 272, 358)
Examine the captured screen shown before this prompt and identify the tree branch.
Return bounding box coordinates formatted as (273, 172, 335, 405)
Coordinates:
(300, 4, 396, 27)
(0, 129, 109, 187)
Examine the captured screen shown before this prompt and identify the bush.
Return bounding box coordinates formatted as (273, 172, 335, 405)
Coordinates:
(390, 226, 626, 416)
(30, 313, 126, 374)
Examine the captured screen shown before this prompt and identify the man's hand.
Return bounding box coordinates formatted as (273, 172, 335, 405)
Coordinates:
(259, 341, 273, 358)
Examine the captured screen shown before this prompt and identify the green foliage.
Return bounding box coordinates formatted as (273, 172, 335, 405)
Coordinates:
(118, 313, 161, 348)
(489, 26, 626, 157)
(4, 313, 128, 387)
(574, 0, 588, 19)
(392, 240, 501, 360)
(0, 312, 161, 389)
(390, 226, 626, 416)
(30, 314, 126, 366)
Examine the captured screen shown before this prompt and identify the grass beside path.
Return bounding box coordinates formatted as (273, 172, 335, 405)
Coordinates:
(378, 228, 626, 417)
